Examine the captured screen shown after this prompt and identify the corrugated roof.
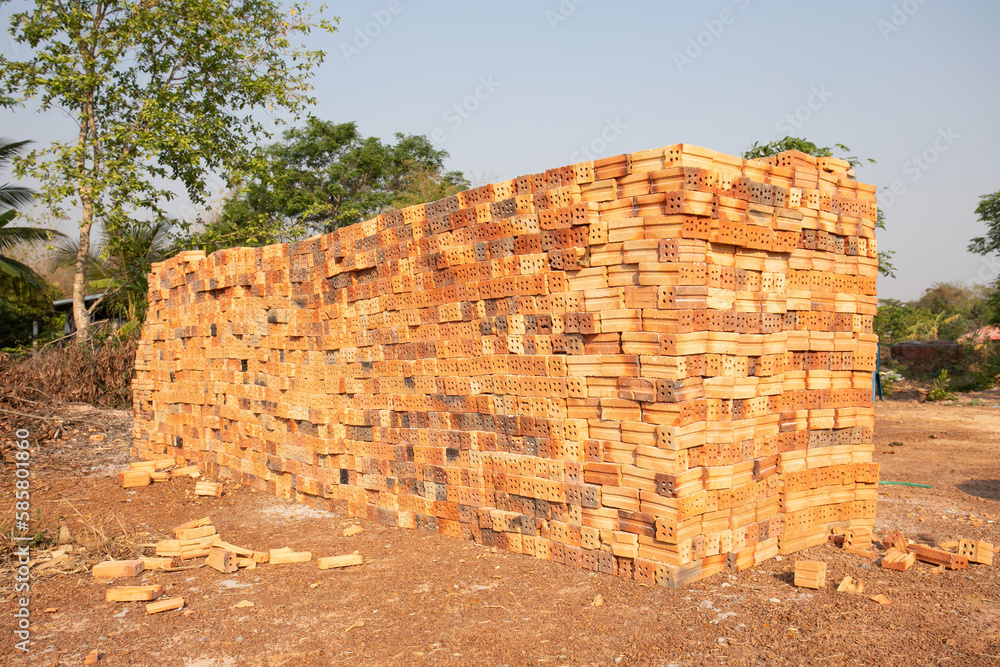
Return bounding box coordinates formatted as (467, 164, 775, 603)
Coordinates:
(52, 293, 104, 309)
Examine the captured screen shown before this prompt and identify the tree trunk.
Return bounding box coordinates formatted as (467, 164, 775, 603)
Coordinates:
(74, 99, 96, 342)
(72, 201, 93, 341)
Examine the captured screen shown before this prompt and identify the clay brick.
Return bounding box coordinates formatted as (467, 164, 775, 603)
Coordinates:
(132, 144, 878, 588)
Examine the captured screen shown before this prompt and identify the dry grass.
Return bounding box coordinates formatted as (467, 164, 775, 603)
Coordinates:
(0, 500, 150, 578)
(0, 330, 140, 576)
(0, 330, 137, 465)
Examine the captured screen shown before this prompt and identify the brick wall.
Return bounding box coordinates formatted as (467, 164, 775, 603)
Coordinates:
(132, 144, 879, 587)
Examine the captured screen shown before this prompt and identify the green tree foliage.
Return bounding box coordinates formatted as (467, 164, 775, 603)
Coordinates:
(743, 136, 895, 278)
(968, 190, 1000, 257)
(874, 299, 931, 345)
(0, 285, 64, 349)
(743, 137, 874, 170)
(178, 119, 469, 254)
(874, 282, 995, 345)
(876, 283, 1000, 392)
(0, 139, 65, 299)
(1, 0, 336, 338)
(967, 189, 1000, 326)
(52, 219, 173, 326)
(912, 282, 995, 324)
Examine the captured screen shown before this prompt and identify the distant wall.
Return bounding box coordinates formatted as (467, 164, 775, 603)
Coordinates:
(132, 144, 878, 587)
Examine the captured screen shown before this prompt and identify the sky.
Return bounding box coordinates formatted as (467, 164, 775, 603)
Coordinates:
(2, 0, 999, 301)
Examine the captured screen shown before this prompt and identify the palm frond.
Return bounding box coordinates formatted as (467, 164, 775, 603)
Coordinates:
(0, 221, 64, 251)
(0, 139, 32, 168)
(0, 184, 34, 212)
(49, 234, 103, 276)
(116, 320, 143, 338)
(0, 255, 47, 297)
(0, 139, 35, 213)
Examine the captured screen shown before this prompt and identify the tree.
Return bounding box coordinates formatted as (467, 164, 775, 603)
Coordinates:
(906, 311, 961, 342)
(1, 0, 336, 339)
(178, 118, 469, 253)
(743, 136, 896, 277)
(0, 139, 64, 300)
(52, 219, 173, 327)
(874, 299, 927, 345)
(967, 190, 1000, 325)
(744, 137, 874, 170)
(968, 190, 1000, 257)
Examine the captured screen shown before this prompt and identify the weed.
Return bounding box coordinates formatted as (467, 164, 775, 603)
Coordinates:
(927, 369, 957, 402)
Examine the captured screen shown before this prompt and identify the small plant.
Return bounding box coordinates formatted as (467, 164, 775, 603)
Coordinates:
(927, 369, 956, 402)
(29, 529, 53, 549)
(879, 369, 902, 395)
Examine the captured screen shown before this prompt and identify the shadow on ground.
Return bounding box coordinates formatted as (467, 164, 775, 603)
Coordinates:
(957, 479, 1000, 502)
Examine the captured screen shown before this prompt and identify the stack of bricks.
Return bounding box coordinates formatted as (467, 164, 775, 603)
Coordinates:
(132, 143, 879, 587)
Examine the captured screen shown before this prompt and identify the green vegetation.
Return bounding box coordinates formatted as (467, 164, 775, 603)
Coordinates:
(0, 139, 65, 300)
(875, 283, 997, 345)
(1, 0, 336, 338)
(927, 369, 956, 402)
(876, 282, 1000, 394)
(177, 119, 469, 254)
(0, 138, 66, 347)
(743, 137, 874, 170)
(52, 220, 172, 326)
(968, 189, 1000, 258)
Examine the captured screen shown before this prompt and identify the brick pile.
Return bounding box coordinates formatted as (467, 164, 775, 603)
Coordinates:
(132, 143, 879, 587)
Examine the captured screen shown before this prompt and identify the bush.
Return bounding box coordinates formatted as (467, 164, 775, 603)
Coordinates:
(0, 327, 139, 408)
(949, 340, 1000, 392)
(927, 369, 956, 401)
(0, 292, 65, 349)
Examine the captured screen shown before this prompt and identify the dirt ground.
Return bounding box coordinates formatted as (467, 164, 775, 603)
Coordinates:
(2, 394, 999, 667)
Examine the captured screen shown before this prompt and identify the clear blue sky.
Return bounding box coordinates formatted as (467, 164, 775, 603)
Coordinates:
(2, 0, 998, 301)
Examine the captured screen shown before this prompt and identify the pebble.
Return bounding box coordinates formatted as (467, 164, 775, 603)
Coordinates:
(769, 598, 781, 603)
(712, 611, 737, 624)
(861, 563, 871, 570)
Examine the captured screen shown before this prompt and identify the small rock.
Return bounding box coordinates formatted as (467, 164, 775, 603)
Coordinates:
(769, 598, 781, 603)
(699, 600, 714, 609)
(711, 611, 737, 624)
(592, 594, 605, 608)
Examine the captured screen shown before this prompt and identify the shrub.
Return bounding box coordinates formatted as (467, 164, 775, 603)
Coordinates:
(0, 327, 139, 408)
(927, 369, 956, 402)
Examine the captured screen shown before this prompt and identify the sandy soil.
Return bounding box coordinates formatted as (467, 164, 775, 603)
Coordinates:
(1, 394, 999, 667)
